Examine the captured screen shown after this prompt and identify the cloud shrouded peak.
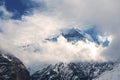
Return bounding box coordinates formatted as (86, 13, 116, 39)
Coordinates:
(0, 0, 120, 72)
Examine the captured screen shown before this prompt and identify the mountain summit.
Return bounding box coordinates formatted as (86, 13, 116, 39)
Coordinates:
(46, 27, 109, 47)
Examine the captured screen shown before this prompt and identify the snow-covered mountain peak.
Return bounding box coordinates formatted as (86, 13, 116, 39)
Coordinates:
(46, 27, 110, 47)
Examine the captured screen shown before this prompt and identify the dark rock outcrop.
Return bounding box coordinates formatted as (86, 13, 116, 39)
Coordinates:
(0, 51, 30, 80)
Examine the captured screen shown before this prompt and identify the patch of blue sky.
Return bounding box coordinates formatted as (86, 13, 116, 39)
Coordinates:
(0, 0, 45, 19)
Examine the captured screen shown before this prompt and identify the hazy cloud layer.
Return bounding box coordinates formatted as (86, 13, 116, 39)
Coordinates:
(33, 0, 120, 61)
(0, 0, 120, 72)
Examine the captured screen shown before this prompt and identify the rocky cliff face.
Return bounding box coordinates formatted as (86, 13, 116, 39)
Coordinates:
(0, 51, 30, 80)
(31, 62, 115, 80)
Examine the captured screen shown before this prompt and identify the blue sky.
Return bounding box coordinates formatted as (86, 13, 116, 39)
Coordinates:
(5, 0, 29, 18)
(0, 0, 42, 19)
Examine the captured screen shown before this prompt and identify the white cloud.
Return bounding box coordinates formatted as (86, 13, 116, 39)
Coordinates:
(36, 0, 120, 61)
(0, 11, 106, 70)
(0, 0, 120, 73)
(0, 6, 12, 18)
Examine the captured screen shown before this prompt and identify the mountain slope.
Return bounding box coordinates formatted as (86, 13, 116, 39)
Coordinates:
(94, 63, 120, 80)
(0, 51, 30, 80)
(31, 62, 115, 80)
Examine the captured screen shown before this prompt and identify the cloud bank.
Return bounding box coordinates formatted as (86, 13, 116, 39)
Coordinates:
(0, 0, 120, 72)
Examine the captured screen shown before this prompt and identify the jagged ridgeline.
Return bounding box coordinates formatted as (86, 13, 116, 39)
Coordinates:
(31, 62, 115, 80)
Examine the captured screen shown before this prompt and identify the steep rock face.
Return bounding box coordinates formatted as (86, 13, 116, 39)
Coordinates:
(0, 51, 30, 80)
(31, 62, 115, 80)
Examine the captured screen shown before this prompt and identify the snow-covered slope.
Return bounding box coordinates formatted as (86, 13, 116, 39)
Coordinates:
(31, 62, 115, 80)
(94, 63, 120, 80)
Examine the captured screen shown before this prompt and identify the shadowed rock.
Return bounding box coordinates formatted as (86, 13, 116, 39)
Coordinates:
(0, 51, 30, 80)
